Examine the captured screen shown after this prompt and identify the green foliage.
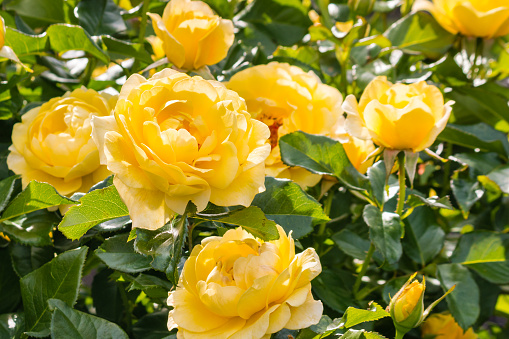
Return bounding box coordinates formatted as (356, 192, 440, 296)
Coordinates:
(342, 302, 390, 328)
(363, 205, 402, 265)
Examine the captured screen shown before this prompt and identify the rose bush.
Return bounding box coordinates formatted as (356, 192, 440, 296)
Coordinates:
(91, 69, 270, 229)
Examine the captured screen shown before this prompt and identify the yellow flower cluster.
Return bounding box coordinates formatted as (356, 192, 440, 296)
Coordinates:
(168, 225, 323, 338)
(421, 312, 478, 339)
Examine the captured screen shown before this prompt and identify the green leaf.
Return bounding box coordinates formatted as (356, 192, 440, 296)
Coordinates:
(487, 165, 509, 194)
(48, 298, 128, 339)
(452, 152, 501, 176)
(238, 0, 312, 46)
(127, 274, 173, 299)
(451, 231, 509, 284)
(0, 313, 24, 339)
(9, 242, 55, 277)
(438, 123, 509, 160)
(0, 210, 60, 246)
(5, 28, 48, 59)
(0, 181, 78, 222)
(363, 205, 402, 265)
(312, 269, 357, 313)
(46, 24, 109, 64)
(451, 178, 484, 218)
(195, 206, 279, 241)
(437, 263, 480, 330)
(342, 302, 390, 328)
(102, 36, 153, 63)
(0, 175, 20, 214)
(384, 12, 455, 57)
(251, 177, 329, 239)
(91, 269, 123, 324)
(0, 248, 21, 313)
(132, 311, 171, 339)
(341, 329, 388, 339)
(367, 161, 386, 205)
(58, 185, 129, 240)
(21, 247, 88, 337)
(402, 207, 445, 264)
(279, 131, 369, 190)
(76, 0, 126, 36)
(5, 0, 66, 24)
(405, 194, 453, 210)
(332, 229, 383, 262)
(95, 233, 152, 274)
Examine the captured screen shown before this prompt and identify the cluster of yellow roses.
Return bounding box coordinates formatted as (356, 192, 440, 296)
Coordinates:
(5, 0, 495, 338)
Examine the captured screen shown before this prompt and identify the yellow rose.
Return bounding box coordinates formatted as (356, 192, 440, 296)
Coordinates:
(168, 225, 323, 338)
(341, 137, 375, 174)
(393, 280, 424, 323)
(414, 0, 509, 39)
(148, 0, 234, 71)
(146, 35, 166, 61)
(7, 88, 116, 196)
(228, 62, 347, 188)
(421, 312, 478, 339)
(91, 69, 270, 230)
(343, 76, 453, 153)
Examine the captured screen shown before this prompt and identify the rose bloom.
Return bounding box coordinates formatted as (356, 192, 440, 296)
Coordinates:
(414, 0, 509, 39)
(421, 312, 478, 339)
(91, 69, 270, 230)
(343, 76, 453, 153)
(228, 62, 374, 187)
(148, 0, 234, 71)
(392, 280, 424, 323)
(168, 225, 323, 338)
(7, 88, 115, 196)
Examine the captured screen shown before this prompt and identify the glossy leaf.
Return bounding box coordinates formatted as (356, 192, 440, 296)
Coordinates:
(21, 247, 88, 337)
(95, 233, 152, 273)
(451, 178, 484, 218)
(76, 0, 126, 35)
(363, 205, 402, 265)
(342, 302, 390, 328)
(9, 242, 55, 277)
(59, 185, 129, 240)
(487, 165, 509, 194)
(0, 210, 59, 247)
(0, 175, 20, 214)
(251, 177, 329, 239)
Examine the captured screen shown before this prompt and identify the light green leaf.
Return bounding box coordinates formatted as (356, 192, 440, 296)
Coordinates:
(251, 177, 329, 239)
(341, 329, 388, 339)
(48, 298, 128, 339)
(342, 302, 390, 328)
(5, 28, 48, 59)
(46, 24, 109, 64)
(58, 185, 129, 240)
(0, 181, 78, 222)
(5, 0, 66, 24)
(437, 263, 480, 330)
(279, 131, 369, 190)
(21, 247, 88, 337)
(363, 205, 402, 265)
(451, 231, 509, 284)
(95, 233, 152, 274)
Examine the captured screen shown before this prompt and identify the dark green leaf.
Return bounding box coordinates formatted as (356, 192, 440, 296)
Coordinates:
(9, 242, 55, 277)
(5, 0, 66, 24)
(367, 161, 386, 205)
(0, 248, 21, 313)
(437, 263, 480, 330)
(312, 269, 357, 313)
(195, 206, 279, 241)
(46, 24, 109, 64)
(58, 185, 129, 240)
(438, 123, 509, 159)
(91, 269, 123, 324)
(0, 181, 77, 221)
(127, 274, 172, 299)
(238, 0, 312, 46)
(402, 207, 445, 264)
(21, 247, 88, 337)
(405, 194, 453, 210)
(342, 302, 390, 328)
(451, 152, 501, 176)
(279, 131, 369, 190)
(384, 12, 455, 57)
(76, 0, 126, 35)
(451, 86, 509, 126)
(0, 210, 59, 246)
(0, 175, 20, 214)
(95, 233, 152, 273)
(132, 311, 171, 339)
(0, 313, 24, 339)
(251, 177, 329, 239)
(451, 231, 509, 284)
(102, 36, 153, 63)
(451, 178, 484, 218)
(332, 229, 383, 262)
(487, 165, 509, 194)
(48, 298, 128, 339)
(363, 205, 402, 265)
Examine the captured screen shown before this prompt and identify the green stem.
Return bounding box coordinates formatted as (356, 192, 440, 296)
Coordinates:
(317, 0, 333, 29)
(396, 152, 406, 216)
(353, 242, 375, 298)
(119, 283, 133, 336)
(81, 57, 97, 87)
(317, 191, 334, 237)
(132, 0, 151, 73)
(395, 329, 406, 339)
